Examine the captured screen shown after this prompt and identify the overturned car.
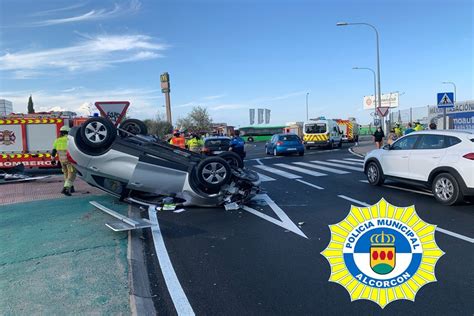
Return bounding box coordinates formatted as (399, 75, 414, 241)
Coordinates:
(67, 117, 260, 207)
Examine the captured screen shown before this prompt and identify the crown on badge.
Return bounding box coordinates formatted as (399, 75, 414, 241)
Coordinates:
(370, 231, 395, 246)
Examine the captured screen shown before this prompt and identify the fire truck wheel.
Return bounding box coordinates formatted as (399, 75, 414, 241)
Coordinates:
(119, 119, 148, 137)
(80, 117, 116, 149)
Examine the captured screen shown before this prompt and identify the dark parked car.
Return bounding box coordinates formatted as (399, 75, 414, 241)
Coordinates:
(203, 136, 245, 167)
(265, 133, 304, 156)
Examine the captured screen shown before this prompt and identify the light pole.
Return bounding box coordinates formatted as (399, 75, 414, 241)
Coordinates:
(353, 67, 377, 121)
(441, 81, 456, 130)
(306, 92, 310, 121)
(338, 22, 382, 125)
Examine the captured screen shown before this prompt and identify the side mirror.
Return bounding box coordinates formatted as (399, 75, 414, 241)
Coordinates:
(382, 144, 391, 150)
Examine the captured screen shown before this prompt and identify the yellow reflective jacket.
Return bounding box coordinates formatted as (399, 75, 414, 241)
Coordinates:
(53, 135, 68, 162)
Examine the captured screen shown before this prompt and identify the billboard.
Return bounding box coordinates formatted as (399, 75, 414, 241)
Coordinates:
(364, 92, 399, 110)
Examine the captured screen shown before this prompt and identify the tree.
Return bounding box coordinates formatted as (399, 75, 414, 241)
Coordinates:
(27, 95, 35, 114)
(176, 106, 213, 133)
(143, 113, 173, 139)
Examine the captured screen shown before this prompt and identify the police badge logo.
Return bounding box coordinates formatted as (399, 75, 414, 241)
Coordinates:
(321, 199, 444, 308)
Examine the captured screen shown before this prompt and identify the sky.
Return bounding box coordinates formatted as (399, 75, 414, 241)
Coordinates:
(0, 0, 472, 126)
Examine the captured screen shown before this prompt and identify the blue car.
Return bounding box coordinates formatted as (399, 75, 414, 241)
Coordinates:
(265, 133, 305, 156)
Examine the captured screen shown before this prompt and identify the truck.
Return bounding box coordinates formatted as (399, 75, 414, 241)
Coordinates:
(0, 113, 88, 169)
(336, 117, 359, 143)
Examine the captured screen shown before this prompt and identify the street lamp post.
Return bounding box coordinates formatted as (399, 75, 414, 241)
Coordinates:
(306, 92, 310, 121)
(353, 67, 377, 122)
(338, 22, 382, 126)
(441, 81, 456, 130)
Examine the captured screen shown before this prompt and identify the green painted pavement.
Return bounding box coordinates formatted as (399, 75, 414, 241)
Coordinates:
(0, 195, 130, 314)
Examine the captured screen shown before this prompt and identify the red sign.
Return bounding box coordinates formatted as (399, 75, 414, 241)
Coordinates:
(376, 107, 390, 117)
(95, 101, 130, 126)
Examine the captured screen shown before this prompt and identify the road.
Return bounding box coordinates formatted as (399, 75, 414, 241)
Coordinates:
(144, 142, 474, 315)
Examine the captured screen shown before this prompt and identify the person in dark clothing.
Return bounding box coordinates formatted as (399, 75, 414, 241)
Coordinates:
(229, 130, 246, 159)
(429, 122, 437, 130)
(373, 127, 385, 149)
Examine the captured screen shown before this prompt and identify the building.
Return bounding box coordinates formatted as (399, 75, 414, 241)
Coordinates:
(0, 99, 13, 116)
(211, 123, 235, 136)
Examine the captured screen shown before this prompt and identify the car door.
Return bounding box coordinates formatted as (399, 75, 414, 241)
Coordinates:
(267, 135, 276, 152)
(409, 134, 447, 181)
(381, 134, 420, 178)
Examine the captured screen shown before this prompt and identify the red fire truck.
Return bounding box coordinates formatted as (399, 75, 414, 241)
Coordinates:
(0, 113, 88, 169)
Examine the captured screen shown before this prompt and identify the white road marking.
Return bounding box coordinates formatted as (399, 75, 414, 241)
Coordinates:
(255, 159, 263, 165)
(328, 159, 364, 165)
(382, 184, 433, 196)
(337, 195, 370, 206)
(311, 161, 364, 172)
(336, 197, 474, 244)
(344, 158, 365, 163)
(257, 173, 276, 182)
(173, 209, 186, 213)
(293, 162, 349, 174)
(243, 194, 307, 239)
(274, 163, 327, 177)
(348, 147, 365, 158)
(436, 227, 474, 244)
(359, 180, 369, 183)
(148, 207, 195, 316)
(295, 179, 324, 190)
(255, 165, 301, 179)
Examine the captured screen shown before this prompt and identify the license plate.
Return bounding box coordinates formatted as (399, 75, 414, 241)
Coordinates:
(287, 148, 296, 151)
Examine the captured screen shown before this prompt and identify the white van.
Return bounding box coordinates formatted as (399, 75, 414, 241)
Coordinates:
(303, 119, 343, 149)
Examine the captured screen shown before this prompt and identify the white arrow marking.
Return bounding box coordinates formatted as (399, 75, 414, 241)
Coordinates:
(242, 194, 308, 239)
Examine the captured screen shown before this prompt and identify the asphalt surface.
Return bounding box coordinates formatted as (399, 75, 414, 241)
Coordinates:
(145, 142, 474, 315)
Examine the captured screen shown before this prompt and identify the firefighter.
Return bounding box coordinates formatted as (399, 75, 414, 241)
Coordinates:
(187, 133, 204, 153)
(169, 130, 186, 149)
(414, 122, 423, 131)
(394, 124, 403, 138)
(51, 125, 76, 196)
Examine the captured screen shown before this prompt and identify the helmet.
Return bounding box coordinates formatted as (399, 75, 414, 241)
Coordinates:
(60, 125, 70, 132)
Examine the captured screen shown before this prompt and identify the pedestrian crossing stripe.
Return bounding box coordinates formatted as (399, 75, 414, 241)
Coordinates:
(274, 163, 326, 177)
(310, 161, 364, 172)
(292, 162, 350, 174)
(303, 134, 329, 142)
(327, 159, 364, 166)
(255, 165, 302, 179)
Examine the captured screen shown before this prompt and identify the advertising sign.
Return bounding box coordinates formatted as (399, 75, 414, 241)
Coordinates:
(249, 109, 255, 125)
(257, 108, 264, 124)
(364, 92, 399, 110)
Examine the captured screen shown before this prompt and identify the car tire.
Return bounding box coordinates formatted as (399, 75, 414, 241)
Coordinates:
(432, 173, 464, 206)
(273, 148, 278, 156)
(119, 119, 148, 137)
(80, 117, 116, 149)
(196, 157, 231, 189)
(298, 151, 304, 156)
(366, 161, 384, 186)
(247, 137, 254, 142)
(218, 151, 244, 169)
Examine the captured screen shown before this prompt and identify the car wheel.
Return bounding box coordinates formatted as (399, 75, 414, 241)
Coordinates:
(432, 173, 463, 205)
(119, 119, 148, 137)
(366, 161, 384, 186)
(273, 148, 278, 156)
(80, 117, 116, 149)
(298, 151, 304, 156)
(247, 137, 254, 142)
(196, 157, 231, 189)
(218, 151, 244, 169)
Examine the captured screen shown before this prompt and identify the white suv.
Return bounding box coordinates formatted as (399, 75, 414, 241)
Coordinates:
(364, 130, 474, 205)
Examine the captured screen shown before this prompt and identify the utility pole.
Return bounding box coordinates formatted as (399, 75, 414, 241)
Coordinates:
(160, 72, 172, 124)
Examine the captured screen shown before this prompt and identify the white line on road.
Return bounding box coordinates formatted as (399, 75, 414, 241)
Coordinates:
(348, 147, 365, 158)
(274, 163, 327, 177)
(295, 179, 324, 190)
(337, 195, 370, 206)
(257, 173, 276, 182)
(328, 159, 364, 165)
(293, 162, 349, 174)
(359, 180, 369, 183)
(242, 194, 308, 239)
(344, 158, 365, 163)
(336, 197, 474, 244)
(255, 159, 263, 165)
(310, 161, 364, 172)
(148, 207, 195, 316)
(255, 165, 301, 179)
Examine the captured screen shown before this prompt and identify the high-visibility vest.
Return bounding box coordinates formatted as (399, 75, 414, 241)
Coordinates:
(414, 125, 423, 131)
(53, 135, 68, 162)
(187, 138, 204, 152)
(170, 136, 186, 149)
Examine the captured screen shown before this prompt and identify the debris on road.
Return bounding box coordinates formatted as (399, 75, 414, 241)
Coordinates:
(224, 202, 240, 211)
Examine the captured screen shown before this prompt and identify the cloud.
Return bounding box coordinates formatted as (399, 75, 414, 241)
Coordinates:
(1, 87, 164, 118)
(0, 33, 167, 78)
(202, 94, 226, 101)
(249, 91, 308, 103)
(30, 0, 141, 27)
(210, 104, 248, 111)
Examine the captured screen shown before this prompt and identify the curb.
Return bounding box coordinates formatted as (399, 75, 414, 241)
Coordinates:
(348, 146, 365, 158)
(128, 206, 156, 316)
